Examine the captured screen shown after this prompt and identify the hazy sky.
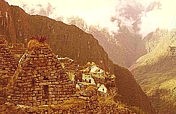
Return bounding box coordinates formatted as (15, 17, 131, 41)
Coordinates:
(6, 0, 118, 31)
(5, 0, 176, 36)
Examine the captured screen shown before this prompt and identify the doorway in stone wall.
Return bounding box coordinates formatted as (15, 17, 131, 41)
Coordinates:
(43, 85, 49, 99)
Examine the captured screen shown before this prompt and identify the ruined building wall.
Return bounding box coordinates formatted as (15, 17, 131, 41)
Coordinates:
(10, 45, 76, 106)
(9, 43, 26, 55)
(0, 38, 17, 87)
(169, 46, 176, 56)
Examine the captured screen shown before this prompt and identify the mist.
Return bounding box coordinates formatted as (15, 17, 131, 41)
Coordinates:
(5, 0, 176, 37)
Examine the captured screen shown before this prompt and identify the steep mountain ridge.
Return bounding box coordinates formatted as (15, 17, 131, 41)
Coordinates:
(88, 26, 147, 67)
(131, 29, 176, 72)
(131, 29, 176, 113)
(114, 65, 155, 114)
(0, 0, 154, 113)
(0, 2, 114, 73)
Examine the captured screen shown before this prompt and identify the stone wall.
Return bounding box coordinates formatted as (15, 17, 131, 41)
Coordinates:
(9, 43, 26, 60)
(25, 99, 99, 114)
(0, 97, 135, 114)
(0, 89, 6, 105)
(0, 38, 17, 87)
(0, 98, 99, 114)
(10, 44, 76, 106)
(169, 46, 176, 56)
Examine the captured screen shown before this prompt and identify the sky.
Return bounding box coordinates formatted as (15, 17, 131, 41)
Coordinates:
(5, 0, 176, 37)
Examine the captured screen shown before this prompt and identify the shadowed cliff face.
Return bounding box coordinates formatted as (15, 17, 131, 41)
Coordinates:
(0, 0, 154, 113)
(114, 64, 155, 114)
(0, 0, 17, 42)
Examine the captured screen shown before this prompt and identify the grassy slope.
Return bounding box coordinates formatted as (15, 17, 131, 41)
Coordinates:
(135, 68, 176, 114)
(131, 30, 176, 114)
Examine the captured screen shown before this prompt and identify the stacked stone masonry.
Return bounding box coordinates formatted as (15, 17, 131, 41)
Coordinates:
(10, 44, 76, 106)
(0, 38, 17, 87)
(9, 43, 26, 57)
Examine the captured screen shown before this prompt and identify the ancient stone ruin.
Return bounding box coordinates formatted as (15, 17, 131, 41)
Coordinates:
(0, 37, 17, 87)
(10, 38, 76, 106)
(169, 46, 176, 56)
(58, 57, 81, 82)
(9, 43, 26, 60)
(0, 37, 136, 114)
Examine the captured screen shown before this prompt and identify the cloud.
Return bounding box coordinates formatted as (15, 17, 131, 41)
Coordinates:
(140, 0, 176, 36)
(111, 0, 144, 33)
(37, 3, 54, 17)
(5, 0, 176, 37)
(6, 0, 118, 32)
(145, 1, 161, 12)
(6, 0, 53, 16)
(111, 0, 176, 36)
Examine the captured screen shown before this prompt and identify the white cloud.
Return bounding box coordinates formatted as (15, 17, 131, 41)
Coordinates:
(5, 0, 176, 37)
(140, 0, 176, 36)
(6, 0, 118, 32)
